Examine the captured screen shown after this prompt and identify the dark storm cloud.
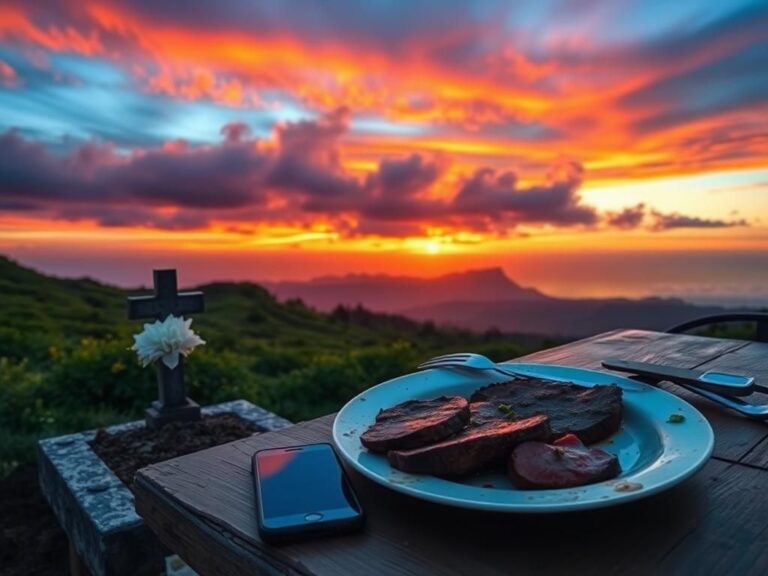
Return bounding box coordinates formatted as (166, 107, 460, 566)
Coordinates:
(0, 109, 366, 223)
(650, 211, 748, 231)
(0, 128, 270, 208)
(606, 204, 646, 229)
(57, 205, 211, 230)
(452, 161, 598, 226)
(269, 108, 362, 209)
(220, 121, 251, 143)
(3, 107, 743, 237)
(296, 153, 444, 223)
(0, 130, 89, 200)
(601, 204, 748, 232)
(110, 145, 271, 208)
(366, 154, 441, 199)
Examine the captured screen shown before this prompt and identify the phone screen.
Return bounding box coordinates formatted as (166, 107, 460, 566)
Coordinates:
(254, 444, 362, 530)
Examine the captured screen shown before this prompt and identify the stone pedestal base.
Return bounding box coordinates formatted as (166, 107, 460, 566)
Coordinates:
(38, 400, 292, 576)
(145, 398, 201, 429)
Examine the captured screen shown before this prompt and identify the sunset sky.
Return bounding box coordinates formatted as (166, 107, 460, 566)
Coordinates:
(0, 1, 766, 302)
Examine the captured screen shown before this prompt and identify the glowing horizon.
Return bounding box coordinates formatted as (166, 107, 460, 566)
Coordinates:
(0, 1, 767, 291)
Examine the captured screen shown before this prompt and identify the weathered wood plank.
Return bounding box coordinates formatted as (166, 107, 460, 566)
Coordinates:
(651, 381, 768, 464)
(741, 435, 768, 470)
(137, 415, 473, 576)
(689, 341, 768, 465)
(136, 416, 768, 576)
(657, 460, 768, 576)
(134, 478, 308, 576)
(134, 330, 768, 576)
(519, 328, 747, 370)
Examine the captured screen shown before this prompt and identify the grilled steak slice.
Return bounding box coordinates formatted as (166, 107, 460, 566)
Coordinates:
(387, 411, 550, 477)
(470, 378, 622, 444)
(509, 433, 621, 489)
(360, 396, 470, 453)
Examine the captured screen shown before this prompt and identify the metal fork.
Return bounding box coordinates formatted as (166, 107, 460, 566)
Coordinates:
(417, 352, 524, 380)
(418, 353, 768, 420)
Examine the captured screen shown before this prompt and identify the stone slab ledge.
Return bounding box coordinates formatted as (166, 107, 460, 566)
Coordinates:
(38, 400, 292, 576)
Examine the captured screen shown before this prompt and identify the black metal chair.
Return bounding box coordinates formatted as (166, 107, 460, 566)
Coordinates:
(667, 313, 768, 342)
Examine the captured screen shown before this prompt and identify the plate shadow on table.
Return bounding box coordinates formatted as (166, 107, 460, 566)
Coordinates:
(341, 459, 721, 575)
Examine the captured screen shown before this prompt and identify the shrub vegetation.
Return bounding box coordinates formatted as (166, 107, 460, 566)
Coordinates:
(0, 256, 560, 477)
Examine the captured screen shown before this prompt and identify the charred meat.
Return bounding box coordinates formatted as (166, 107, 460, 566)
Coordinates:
(470, 378, 622, 444)
(388, 412, 550, 477)
(360, 396, 470, 453)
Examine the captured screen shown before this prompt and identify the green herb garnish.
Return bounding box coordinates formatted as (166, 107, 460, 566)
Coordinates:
(667, 413, 686, 424)
(497, 403, 517, 420)
(552, 447, 565, 460)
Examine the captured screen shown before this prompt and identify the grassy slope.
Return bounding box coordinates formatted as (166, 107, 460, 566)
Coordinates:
(0, 256, 554, 475)
(0, 256, 528, 353)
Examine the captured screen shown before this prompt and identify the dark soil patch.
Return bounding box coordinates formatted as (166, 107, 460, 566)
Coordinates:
(0, 464, 67, 576)
(2, 413, 264, 576)
(90, 413, 264, 485)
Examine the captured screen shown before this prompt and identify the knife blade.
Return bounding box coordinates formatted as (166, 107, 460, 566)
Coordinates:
(601, 358, 764, 396)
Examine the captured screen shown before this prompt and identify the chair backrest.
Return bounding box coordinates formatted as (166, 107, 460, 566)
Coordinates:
(667, 313, 768, 342)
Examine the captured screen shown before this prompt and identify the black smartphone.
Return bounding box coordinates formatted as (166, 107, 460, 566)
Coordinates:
(252, 443, 364, 544)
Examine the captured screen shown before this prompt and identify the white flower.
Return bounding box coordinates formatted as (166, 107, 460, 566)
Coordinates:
(131, 315, 205, 370)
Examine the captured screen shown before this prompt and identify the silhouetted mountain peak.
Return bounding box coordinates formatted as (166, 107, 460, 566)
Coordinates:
(290, 267, 526, 290)
(439, 267, 519, 288)
(264, 267, 546, 313)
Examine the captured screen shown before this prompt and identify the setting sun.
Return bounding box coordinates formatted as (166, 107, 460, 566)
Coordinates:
(2, 4, 768, 574)
(0, 0, 765, 302)
(424, 241, 442, 255)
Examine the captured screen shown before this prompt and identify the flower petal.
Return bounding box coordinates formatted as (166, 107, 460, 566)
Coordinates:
(132, 314, 205, 368)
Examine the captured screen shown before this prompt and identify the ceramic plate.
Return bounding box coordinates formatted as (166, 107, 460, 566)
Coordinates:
(332, 363, 713, 513)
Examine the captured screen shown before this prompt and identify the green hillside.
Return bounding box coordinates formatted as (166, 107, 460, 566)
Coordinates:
(0, 256, 556, 477)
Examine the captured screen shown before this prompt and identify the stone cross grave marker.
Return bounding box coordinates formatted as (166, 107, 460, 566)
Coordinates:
(127, 269, 204, 428)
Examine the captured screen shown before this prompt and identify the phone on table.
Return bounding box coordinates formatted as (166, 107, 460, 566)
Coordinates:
(252, 443, 364, 544)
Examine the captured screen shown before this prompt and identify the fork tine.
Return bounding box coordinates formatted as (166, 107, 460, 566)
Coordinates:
(421, 353, 471, 363)
(417, 352, 472, 370)
(417, 363, 456, 371)
(417, 359, 466, 370)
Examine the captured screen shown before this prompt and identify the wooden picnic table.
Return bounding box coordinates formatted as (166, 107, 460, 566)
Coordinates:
(133, 329, 768, 576)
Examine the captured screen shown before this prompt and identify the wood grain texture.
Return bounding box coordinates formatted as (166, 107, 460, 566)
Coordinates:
(694, 340, 768, 458)
(517, 329, 747, 370)
(136, 416, 469, 576)
(657, 460, 768, 576)
(741, 435, 768, 470)
(134, 330, 768, 576)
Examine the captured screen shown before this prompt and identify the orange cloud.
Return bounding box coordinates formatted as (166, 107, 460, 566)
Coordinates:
(0, 1, 765, 195)
(0, 5, 102, 55)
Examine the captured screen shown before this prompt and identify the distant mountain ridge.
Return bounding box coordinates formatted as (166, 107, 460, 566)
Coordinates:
(263, 267, 546, 312)
(265, 268, 733, 337)
(0, 255, 512, 354)
(0, 255, 744, 339)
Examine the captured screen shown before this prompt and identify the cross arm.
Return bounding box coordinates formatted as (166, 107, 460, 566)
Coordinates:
(127, 291, 205, 320)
